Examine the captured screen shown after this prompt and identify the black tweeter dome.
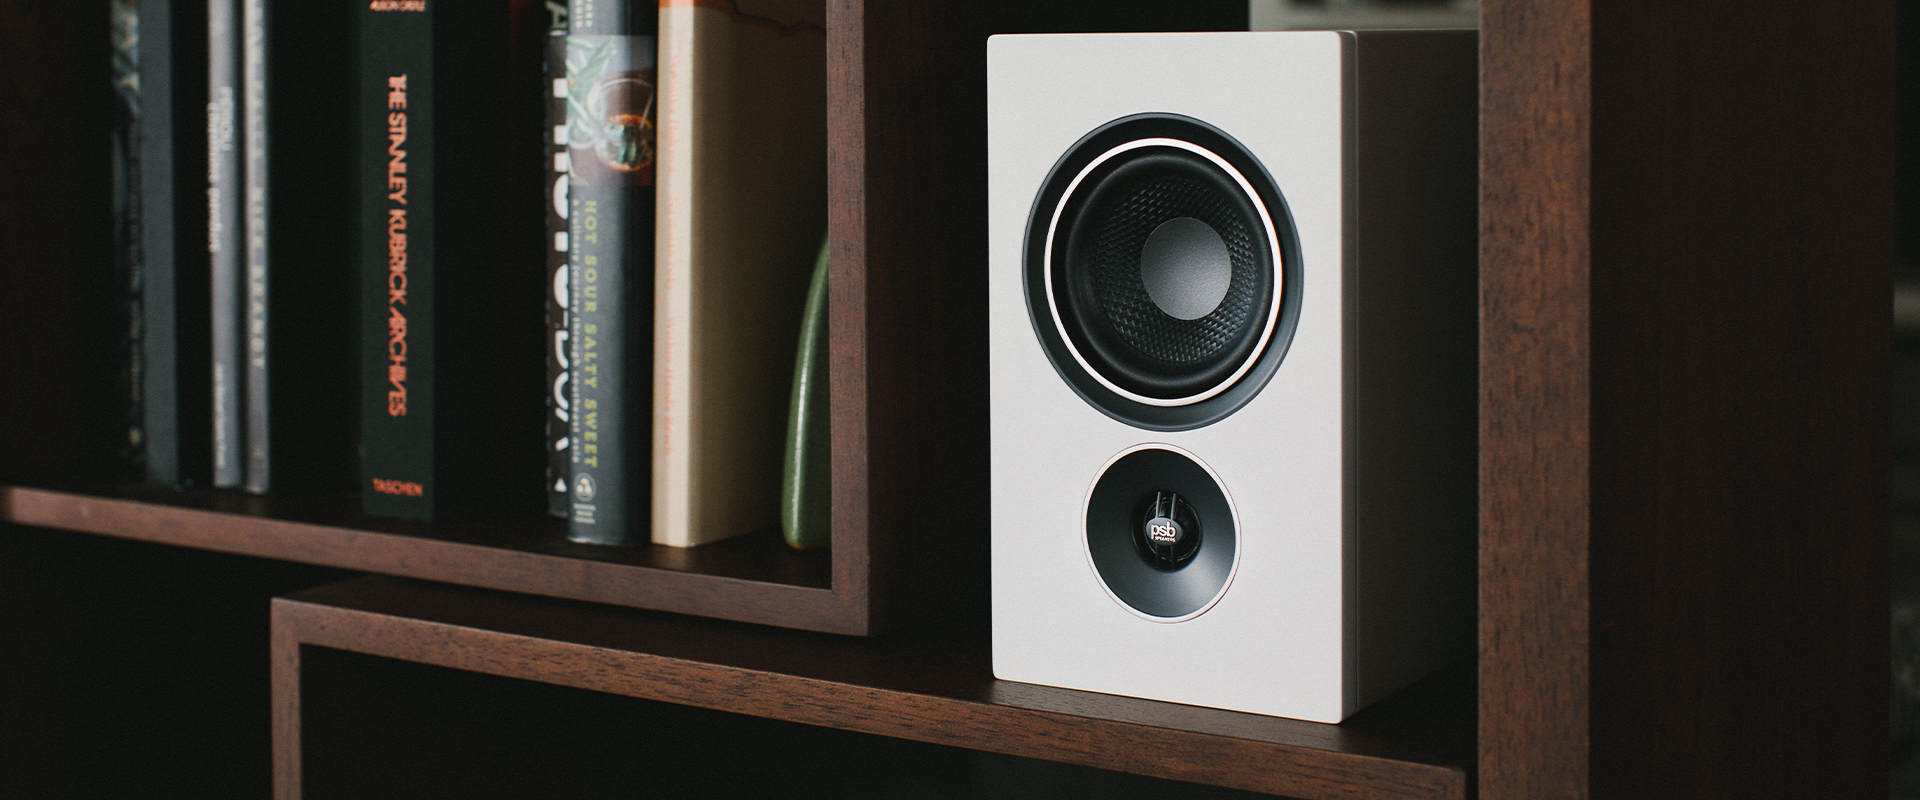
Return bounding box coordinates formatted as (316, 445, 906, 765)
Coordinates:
(1085, 446, 1237, 620)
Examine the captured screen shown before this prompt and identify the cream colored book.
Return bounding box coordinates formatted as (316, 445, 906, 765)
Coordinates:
(653, 0, 826, 547)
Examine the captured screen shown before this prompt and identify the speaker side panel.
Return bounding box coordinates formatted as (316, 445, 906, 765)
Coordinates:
(1346, 30, 1479, 716)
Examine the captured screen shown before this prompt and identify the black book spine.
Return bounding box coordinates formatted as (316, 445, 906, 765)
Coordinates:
(545, 16, 570, 518)
(360, 3, 438, 519)
(207, 0, 244, 488)
(359, 0, 539, 520)
(241, 0, 268, 492)
(111, 0, 144, 479)
(565, 0, 655, 544)
(139, 0, 210, 489)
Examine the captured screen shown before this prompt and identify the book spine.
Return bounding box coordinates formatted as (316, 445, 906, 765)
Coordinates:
(242, 0, 269, 493)
(565, 0, 654, 544)
(359, 2, 438, 519)
(545, 16, 571, 518)
(207, 0, 244, 488)
(112, 0, 145, 479)
(652, 0, 691, 545)
(140, 0, 211, 489)
(651, 1, 825, 546)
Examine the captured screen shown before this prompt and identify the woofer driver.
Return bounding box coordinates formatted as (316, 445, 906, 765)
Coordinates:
(1023, 113, 1303, 431)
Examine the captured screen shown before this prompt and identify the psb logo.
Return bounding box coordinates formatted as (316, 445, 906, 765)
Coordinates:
(1147, 520, 1178, 544)
(573, 474, 597, 502)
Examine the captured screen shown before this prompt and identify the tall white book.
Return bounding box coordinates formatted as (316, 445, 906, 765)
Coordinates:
(652, 0, 826, 547)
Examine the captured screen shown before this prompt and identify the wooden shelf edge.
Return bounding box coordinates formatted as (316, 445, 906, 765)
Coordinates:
(1, 485, 862, 634)
(273, 577, 1469, 800)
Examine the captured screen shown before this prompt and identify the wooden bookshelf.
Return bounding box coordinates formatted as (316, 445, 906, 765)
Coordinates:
(0, 1, 1895, 798)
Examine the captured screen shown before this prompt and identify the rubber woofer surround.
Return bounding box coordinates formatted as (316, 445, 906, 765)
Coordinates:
(1025, 113, 1303, 431)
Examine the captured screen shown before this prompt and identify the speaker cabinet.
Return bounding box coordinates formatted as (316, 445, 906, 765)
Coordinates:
(988, 31, 1476, 723)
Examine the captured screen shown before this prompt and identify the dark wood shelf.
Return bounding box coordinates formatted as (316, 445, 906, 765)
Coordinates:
(0, 485, 852, 631)
(271, 576, 1472, 800)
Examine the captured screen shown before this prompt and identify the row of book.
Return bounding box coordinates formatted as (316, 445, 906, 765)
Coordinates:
(110, 0, 828, 550)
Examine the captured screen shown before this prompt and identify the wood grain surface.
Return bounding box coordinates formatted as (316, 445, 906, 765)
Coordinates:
(1, 485, 845, 631)
(1479, 2, 1594, 796)
(1481, 2, 1893, 797)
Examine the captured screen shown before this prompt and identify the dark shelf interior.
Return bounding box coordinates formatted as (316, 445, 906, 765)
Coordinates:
(275, 576, 1473, 800)
(1, 524, 350, 798)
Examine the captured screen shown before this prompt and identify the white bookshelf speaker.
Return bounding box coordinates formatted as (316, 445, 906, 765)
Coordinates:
(987, 30, 1477, 723)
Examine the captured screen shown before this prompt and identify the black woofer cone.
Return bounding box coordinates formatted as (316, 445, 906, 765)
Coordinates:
(1025, 113, 1302, 431)
(1054, 148, 1272, 401)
